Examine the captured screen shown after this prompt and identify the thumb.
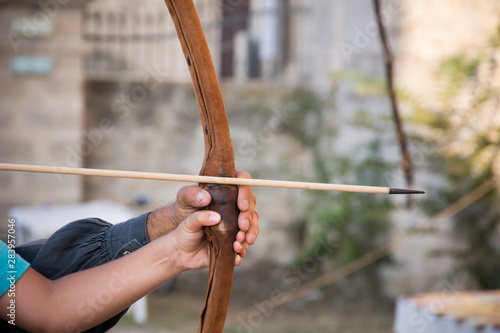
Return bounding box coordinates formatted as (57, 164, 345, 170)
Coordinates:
(181, 211, 221, 234)
(172, 186, 212, 225)
(177, 186, 211, 210)
(173, 211, 221, 256)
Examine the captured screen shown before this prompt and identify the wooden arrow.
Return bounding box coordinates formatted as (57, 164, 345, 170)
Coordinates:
(0, 163, 424, 194)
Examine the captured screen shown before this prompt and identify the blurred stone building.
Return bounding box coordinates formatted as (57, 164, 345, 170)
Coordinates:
(0, 1, 87, 209)
(0, 0, 338, 262)
(0, 0, 220, 219)
(0, 0, 499, 297)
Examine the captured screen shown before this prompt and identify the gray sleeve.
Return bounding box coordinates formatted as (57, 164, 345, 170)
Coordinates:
(22, 212, 150, 280)
(7, 212, 151, 333)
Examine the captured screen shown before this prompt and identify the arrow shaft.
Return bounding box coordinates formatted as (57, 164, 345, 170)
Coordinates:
(0, 163, 424, 194)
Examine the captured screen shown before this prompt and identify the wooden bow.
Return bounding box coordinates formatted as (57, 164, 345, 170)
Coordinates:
(163, 1, 238, 332)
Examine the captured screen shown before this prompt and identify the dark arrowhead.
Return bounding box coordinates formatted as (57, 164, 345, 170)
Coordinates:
(389, 188, 425, 195)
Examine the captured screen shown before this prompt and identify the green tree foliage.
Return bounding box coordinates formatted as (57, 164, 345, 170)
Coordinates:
(279, 88, 396, 300)
(410, 24, 500, 289)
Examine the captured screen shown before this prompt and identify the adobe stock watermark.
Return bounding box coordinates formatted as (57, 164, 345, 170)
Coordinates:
(8, 0, 71, 53)
(236, 100, 299, 166)
(208, 0, 247, 18)
(340, 0, 402, 64)
(51, 66, 170, 182)
(448, 78, 500, 134)
(235, 236, 338, 332)
(5, 218, 18, 326)
(387, 77, 500, 186)
(405, 278, 466, 333)
(382, 137, 440, 188)
(377, 76, 498, 188)
(63, 267, 136, 333)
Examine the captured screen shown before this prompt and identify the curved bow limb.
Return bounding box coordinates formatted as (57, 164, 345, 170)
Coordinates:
(163, 1, 239, 332)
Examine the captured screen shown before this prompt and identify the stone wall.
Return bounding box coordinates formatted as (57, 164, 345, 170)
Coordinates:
(0, 4, 85, 239)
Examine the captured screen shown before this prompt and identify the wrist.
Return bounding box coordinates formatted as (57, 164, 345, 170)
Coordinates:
(157, 232, 188, 275)
(149, 233, 185, 278)
(146, 204, 177, 241)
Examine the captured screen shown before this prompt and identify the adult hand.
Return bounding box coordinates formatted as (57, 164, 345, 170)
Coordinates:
(147, 170, 259, 265)
(168, 210, 221, 272)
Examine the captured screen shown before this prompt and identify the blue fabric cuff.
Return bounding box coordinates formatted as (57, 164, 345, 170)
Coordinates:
(106, 212, 150, 260)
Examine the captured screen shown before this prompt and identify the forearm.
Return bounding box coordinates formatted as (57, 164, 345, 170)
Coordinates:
(13, 234, 180, 332)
